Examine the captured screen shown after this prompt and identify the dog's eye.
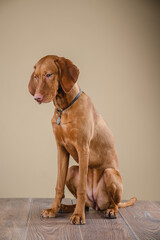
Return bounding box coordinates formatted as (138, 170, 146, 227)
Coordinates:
(46, 73, 53, 78)
(34, 75, 38, 80)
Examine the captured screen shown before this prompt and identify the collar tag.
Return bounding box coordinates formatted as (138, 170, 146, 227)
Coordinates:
(57, 110, 62, 125)
(57, 116, 61, 125)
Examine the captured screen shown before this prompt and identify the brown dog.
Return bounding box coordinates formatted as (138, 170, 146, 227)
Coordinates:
(28, 55, 136, 225)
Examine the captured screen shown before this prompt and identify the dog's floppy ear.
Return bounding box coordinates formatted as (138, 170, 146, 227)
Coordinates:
(28, 72, 37, 96)
(55, 57, 79, 93)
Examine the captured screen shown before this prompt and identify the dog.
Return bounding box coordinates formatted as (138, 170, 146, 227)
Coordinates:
(28, 55, 136, 225)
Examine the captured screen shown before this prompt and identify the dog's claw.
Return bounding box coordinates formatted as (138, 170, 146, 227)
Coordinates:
(70, 213, 86, 225)
(104, 209, 117, 219)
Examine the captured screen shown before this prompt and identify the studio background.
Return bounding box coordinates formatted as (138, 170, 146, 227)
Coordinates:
(0, 0, 160, 200)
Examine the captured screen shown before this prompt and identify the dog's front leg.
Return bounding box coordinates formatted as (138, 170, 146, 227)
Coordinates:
(70, 147, 89, 224)
(42, 145, 69, 218)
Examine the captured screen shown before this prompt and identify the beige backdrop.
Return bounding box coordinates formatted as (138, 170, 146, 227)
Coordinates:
(0, 0, 160, 200)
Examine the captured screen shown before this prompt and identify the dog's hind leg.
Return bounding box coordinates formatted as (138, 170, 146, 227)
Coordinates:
(96, 168, 123, 218)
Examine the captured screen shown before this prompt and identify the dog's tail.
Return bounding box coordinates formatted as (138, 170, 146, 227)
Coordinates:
(59, 197, 137, 213)
(118, 197, 137, 208)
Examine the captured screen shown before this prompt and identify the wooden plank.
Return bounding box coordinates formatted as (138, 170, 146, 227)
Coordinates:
(72, 198, 137, 239)
(152, 201, 160, 209)
(79, 208, 137, 240)
(26, 198, 82, 240)
(1, 198, 159, 240)
(119, 200, 160, 240)
(0, 198, 31, 240)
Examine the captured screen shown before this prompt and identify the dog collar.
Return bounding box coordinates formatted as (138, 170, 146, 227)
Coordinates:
(56, 89, 82, 125)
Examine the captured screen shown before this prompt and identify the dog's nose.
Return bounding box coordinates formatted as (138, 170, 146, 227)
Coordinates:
(34, 93, 43, 102)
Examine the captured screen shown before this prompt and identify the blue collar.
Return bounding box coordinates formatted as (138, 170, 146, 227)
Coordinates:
(56, 89, 82, 125)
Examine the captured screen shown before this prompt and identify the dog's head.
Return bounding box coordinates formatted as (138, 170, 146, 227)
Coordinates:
(28, 55, 79, 104)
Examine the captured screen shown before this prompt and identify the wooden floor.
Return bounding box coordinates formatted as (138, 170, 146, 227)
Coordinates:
(0, 199, 160, 240)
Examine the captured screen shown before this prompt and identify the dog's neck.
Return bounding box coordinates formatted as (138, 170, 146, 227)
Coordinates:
(53, 83, 80, 110)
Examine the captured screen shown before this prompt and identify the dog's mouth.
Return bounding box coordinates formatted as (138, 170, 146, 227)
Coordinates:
(35, 95, 56, 104)
(35, 98, 42, 104)
(35, 99, 51, 104)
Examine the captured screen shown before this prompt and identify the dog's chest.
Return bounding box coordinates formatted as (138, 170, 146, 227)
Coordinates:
(52, 118, 79, 161)
(52, 109, 77, 137)
(52, 119, 74, 140)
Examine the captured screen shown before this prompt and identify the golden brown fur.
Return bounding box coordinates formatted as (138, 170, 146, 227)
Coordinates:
(28, 55, 137, 224)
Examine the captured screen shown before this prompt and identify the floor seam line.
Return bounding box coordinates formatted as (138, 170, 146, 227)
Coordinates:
(78, 225, 83, 240)
(150, 200, 160, 211)
(119, 209, 139, 240)
(23, 198, 32, 240)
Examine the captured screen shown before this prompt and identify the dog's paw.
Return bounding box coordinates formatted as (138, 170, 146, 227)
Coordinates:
(41, 208, 56, 218)
(104, 208, 117, 219)
(70, 213, 86, 225)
